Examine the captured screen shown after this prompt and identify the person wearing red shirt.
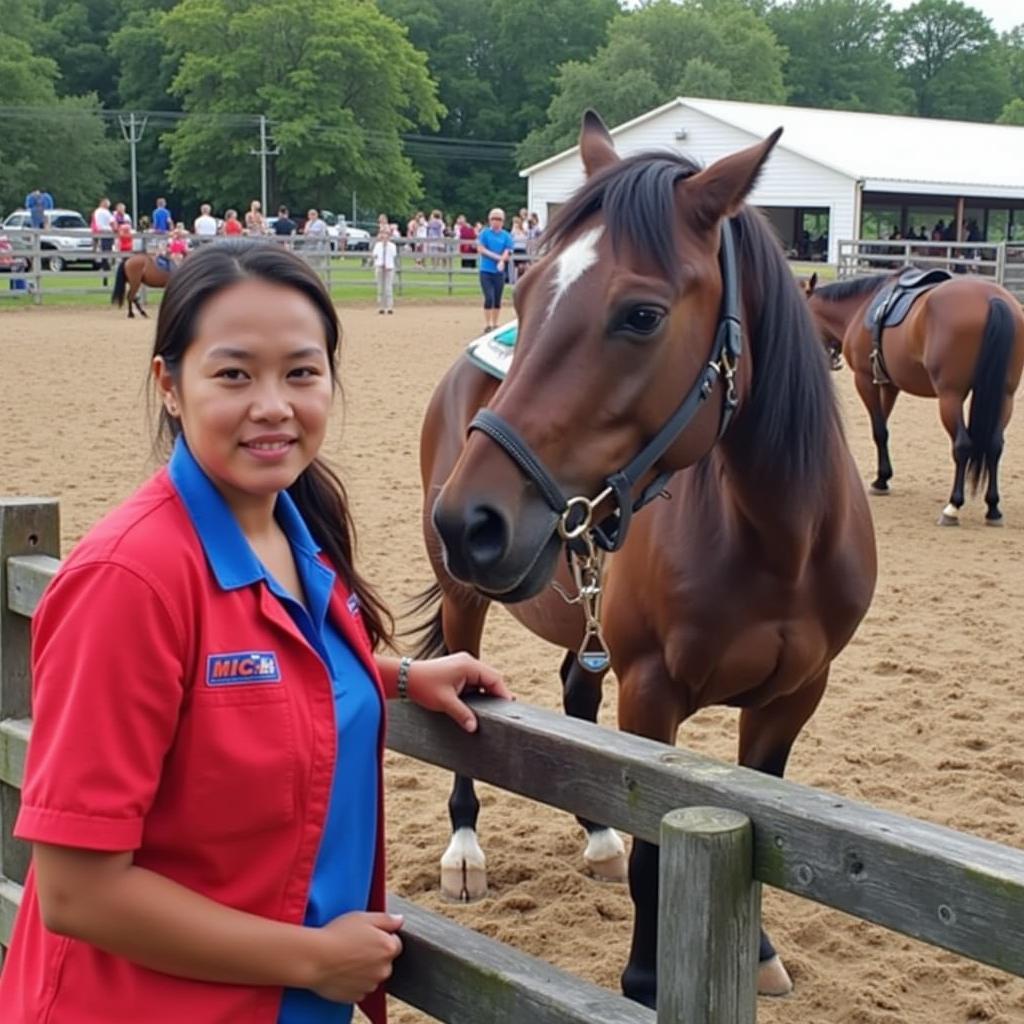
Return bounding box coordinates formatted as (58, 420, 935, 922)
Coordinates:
(223, 208, 244, 236)
(0, 242, 509, 1024)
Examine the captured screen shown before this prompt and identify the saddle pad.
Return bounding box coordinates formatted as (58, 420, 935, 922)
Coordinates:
(466, 322, 518, 381)
(864, 273, 950, 332)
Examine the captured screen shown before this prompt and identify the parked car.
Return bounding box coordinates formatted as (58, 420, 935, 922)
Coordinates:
(322, 211, 371, 251)
(1, 209, 99, 271)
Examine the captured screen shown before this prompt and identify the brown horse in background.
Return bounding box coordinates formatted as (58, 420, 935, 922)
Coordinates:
(805, 272, 1024, 525)
(110, 254, 170, 319)
(415, 113, 876, 1007)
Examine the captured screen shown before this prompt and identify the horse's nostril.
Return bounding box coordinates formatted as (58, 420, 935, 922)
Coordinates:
(465, 505, 509, 568)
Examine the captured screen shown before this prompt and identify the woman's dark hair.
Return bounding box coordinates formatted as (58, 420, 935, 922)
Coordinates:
(152, 241, 393, 648)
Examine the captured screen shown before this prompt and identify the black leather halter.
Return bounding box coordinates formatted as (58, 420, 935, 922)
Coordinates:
(467, 220, 743, 553)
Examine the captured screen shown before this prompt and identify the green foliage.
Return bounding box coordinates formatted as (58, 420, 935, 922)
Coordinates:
(378, 0, 617, 216)
(0, 33, 119, 215)
(519, 0, 787, 165)
(769, 0, 914, 113)
(997, 97, 1024, 125)
(161, 0, 443, 217)
(890, 0, 1011, 120)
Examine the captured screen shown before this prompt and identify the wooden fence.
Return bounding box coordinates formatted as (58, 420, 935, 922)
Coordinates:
(2, 497, 1024, 1022)
(0, 229, 531, 305)
(836, 238, 1024, 302)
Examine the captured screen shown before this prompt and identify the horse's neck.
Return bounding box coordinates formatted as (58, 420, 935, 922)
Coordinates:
(709, 438, 829, 577)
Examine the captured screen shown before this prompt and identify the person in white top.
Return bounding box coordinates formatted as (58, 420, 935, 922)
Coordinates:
(90, 198, 115, 278)
(372, 227, 398, 314)
(193, 203, 218, 238)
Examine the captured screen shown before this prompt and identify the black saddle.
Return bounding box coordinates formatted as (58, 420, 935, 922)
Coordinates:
(863, 268, 952, 384)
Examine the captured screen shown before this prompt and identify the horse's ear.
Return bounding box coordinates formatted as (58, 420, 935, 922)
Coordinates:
(681, 127, 783, 232)
(579, 110, 618, 177)
(807, 272, 818, 296)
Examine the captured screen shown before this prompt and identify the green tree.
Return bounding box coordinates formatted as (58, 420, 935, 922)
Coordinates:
(379, 0, 617, 217)
(0, 34, 120, 215)
(997, 96, 1024, 125)
(161, 0, 443, 216)
(519, 0, 787, 166)
(891, 0, 1011, 120)
(769, 0, 914, 113)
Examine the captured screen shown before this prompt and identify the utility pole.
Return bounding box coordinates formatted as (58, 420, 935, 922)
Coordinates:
(250, 115, 280, 214)
(118, 112, 148, 226)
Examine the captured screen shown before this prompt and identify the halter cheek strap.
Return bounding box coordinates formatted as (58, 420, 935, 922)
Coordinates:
(467, 220, 742, 552)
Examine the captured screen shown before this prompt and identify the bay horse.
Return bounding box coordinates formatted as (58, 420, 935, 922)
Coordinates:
(804, 271, 1024, 525)
(110, 254, 170, 318)
(414, 112, 876, 1006)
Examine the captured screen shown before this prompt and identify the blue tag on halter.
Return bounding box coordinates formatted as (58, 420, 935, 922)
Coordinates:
(580, 651, 610, 673)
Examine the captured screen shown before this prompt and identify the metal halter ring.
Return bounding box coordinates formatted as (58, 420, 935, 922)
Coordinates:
(557, 487, 613, 541)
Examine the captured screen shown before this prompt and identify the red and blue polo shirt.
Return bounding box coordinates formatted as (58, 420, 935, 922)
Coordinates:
(0, 439, 392, 1023)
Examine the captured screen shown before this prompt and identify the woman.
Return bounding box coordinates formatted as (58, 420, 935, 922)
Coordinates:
(223, 209, 244, 236)
(0, 243, 508, 1024)
(476, 207, 513, 332)
(245, 199, 267, 235)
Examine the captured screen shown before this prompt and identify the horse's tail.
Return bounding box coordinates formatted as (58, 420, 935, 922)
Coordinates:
(403, 581, 447, 659)
(111, 259, 127, 307)
(966, 297, 1015, 492)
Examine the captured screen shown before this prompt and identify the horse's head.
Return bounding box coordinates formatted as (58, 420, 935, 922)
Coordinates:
(801, 273, 847, 371)
(433, 112, 782, 601)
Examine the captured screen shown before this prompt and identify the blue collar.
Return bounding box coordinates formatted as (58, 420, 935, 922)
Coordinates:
(168, 435, 323, 592)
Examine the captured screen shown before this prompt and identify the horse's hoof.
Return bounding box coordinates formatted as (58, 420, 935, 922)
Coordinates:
(869, 483, 890, 496)
(985, 516, 1004, 527)
(584, 829, 628, 884)
(758, 955, 793, 997)
(586, 852, 628, 883)
(937, 513, 960, 527)
(440, 863, 487, 902)
(440, 827, 487, 902)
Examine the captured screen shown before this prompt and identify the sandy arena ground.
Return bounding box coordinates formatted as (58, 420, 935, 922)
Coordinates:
(1, 303, 1022, 1023)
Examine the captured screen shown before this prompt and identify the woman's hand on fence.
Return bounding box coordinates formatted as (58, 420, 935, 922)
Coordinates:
(310, 911, 404, 1003)
(405, 652, 512, 732)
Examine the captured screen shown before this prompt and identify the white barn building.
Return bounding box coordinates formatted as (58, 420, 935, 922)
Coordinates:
(521, 97, 1024, 265)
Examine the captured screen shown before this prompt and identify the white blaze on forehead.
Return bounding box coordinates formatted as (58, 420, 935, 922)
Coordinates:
(547, 225, 604, 316)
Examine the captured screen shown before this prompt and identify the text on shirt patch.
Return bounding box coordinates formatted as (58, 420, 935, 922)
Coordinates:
(206, 651, 281, 686)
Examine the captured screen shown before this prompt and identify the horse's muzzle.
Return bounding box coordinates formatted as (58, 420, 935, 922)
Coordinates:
(431, 493, 562, 602)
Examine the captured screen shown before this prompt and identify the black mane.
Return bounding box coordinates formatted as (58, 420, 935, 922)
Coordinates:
(813, 273, 892, 304)
(543, 150, 840, 507)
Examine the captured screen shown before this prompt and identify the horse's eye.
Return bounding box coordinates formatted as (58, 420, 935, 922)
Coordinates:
(622, 306, 665, 335)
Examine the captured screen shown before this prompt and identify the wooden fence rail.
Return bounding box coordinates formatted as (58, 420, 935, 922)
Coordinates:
(2, 497, 1024, 1021)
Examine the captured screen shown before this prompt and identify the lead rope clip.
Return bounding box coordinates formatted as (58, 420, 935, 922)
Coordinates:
(551, 531, 611, 674)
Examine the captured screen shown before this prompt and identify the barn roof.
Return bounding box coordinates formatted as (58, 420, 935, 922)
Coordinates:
(521, 97, 1024, 197)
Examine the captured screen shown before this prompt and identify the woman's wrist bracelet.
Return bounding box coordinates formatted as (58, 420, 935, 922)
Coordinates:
(397, 656, 413, 700)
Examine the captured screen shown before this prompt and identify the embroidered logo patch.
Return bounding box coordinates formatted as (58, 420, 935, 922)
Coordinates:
(206, 651, 281, 686)
(347, 593, 361, 617)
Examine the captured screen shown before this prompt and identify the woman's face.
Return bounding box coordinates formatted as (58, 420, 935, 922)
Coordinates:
(154, 278, 333, 519)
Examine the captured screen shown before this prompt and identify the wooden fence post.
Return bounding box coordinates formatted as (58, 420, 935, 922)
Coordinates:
(657, 806, 759, 1024)
(0, 499, 59, 889)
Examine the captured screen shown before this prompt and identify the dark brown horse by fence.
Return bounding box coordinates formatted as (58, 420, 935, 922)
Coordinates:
(805, 272, 1024, 525)
(415, 112, 876, 1007)
(110, 254, 170, 318)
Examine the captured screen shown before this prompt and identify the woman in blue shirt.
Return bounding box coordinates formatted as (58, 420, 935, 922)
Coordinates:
(477, 208, 514, 332)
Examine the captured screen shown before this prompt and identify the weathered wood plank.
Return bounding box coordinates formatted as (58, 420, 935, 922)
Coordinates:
(388, 894, 654, 1024)
(6, 555, 59, 619)
(659, 808, 758, 1024)
(0, 875, 23, 948)
(0, 718, 30, 789)
(387, 699, 1024, 977)
(1, 501, 59, 892)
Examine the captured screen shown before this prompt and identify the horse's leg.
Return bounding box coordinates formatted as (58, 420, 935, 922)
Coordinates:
(618, 658, 680, 1010)
(736, 667, 830, 997)
(439, 593, 491, 901)
(559, 652, 626, 882)
(854, 371, 897, 493)
(937, 388, 971, 526)
(134, 295, 149, 319)
(983, 394, 1012, 524)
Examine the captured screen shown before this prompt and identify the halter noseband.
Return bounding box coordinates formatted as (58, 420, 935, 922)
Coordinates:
(467, 220, 743, 553)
